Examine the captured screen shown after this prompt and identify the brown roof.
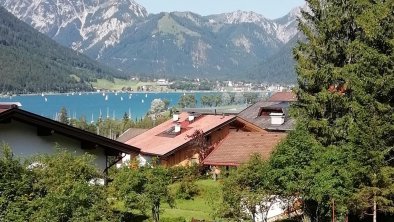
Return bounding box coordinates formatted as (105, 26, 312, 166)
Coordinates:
(0, 107, 140, 155)
(117, 128, 149, 142)
(203, 131, 287, 166)
(0, 103, 20, 113)
(268, 91, 297, 102)
(237, 101, 294, 131)
(125, 112, 236, 156)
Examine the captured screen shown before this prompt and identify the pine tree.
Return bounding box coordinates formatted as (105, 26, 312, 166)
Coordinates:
(290, 0, 393, 220)
(59, 107, 69, 124)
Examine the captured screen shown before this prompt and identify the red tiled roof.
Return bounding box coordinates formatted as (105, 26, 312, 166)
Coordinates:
(203, 131, 287, 166)
(268, 92, 297, 102)
(125, 112, 236, 156)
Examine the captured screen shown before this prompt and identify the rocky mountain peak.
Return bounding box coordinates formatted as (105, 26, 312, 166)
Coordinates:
(0, 0, 147, 54)
(222, 10, 267, 24)
(0, 1, 302, 82)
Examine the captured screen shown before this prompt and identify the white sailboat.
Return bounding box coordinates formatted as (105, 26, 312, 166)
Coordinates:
(120, 96, 123, 101)
(44, 97, 48, 102)
(141, 99, 144, 103)
(105, 95, 108, 101)
(91, 114, 94, 123)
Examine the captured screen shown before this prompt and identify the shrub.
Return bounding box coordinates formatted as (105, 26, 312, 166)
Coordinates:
(176, 176, 199, 200)
(169, 165, 200, 182)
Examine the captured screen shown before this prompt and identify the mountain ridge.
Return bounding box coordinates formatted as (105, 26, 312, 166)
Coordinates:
(0, 6, 122, 93)
(1, 0, 302, 82)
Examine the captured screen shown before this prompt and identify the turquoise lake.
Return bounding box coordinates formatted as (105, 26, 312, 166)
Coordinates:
(0, 92, 221, 121)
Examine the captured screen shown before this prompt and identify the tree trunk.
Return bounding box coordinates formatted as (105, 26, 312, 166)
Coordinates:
(332, 199, 335, 222)
(152, 204, 160, 222)
(373, 195, 377, 222)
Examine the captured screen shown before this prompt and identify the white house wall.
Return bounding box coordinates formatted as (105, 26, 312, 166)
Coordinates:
(0, 120, 107, 171)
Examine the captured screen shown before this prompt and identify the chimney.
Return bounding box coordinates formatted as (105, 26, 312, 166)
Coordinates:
(174, 122, 181, 133)
(188, 112, 195, 122)
(269, 112, 285, 125)
(173, 111, 180, 121)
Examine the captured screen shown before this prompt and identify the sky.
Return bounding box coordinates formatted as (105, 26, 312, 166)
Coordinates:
(136, 0, 305, 20)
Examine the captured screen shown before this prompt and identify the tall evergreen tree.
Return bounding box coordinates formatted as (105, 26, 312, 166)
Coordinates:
(59, 107, 69, 124)
(288, 0, 393, 220)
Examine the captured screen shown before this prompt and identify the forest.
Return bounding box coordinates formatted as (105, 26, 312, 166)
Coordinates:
(0, 7, 121, 94)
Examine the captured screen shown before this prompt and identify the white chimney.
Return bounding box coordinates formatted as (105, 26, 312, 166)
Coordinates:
(270, 113, 285, 125)
(188, 113, 195, 122)
(173, 113, 179, 121)
(174, 122, 181, 133)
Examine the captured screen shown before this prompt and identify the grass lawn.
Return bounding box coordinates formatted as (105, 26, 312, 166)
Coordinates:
(111, 179, 223, 221)
(91, 78, 140, 91)
(161, 179, 223, 221)
(91, 78, 170, 91)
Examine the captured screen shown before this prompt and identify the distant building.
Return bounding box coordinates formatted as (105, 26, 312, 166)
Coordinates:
(156, 79, 169, 86)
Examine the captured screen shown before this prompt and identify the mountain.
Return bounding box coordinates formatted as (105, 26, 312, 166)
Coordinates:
(0, 6, 121, 93)
(0, 0, 302, 82)
(249, 33, 303, 84)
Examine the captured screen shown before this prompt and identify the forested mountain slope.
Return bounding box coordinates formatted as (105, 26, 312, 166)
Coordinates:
(248, 33, 303, 84)
(0, 7, 121, 93)
(0, 0, 303, 82)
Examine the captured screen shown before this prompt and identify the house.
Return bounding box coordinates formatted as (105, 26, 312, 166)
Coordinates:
(267, 91, 297, 102)
(117, 128, 149, 143)
(202, 93, 299, 222)
(0, 103, 140, 172)
(116, 128, 148, 165)
(203, 93, 296, 167)
(156, 79, 169, 86)
(237, 100, 295, 132)
(203, 131, 286, 166)
(123, 112, 236, 167)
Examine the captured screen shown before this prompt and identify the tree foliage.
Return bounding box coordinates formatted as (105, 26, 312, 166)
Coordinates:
(280, 0, 394, 220)
(0, 7, 121, 94)
(0, 144, 116, 222)
(177, 94, 197, 108)
(220, 155, 278, 222)
(110, 164, 174, 222)
(222, 1, 394, 221)
(149, 98, 167, 116)
(0, 143, 34, 221)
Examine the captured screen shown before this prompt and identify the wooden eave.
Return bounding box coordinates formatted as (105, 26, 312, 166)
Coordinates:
(0, 108, 140, 155)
